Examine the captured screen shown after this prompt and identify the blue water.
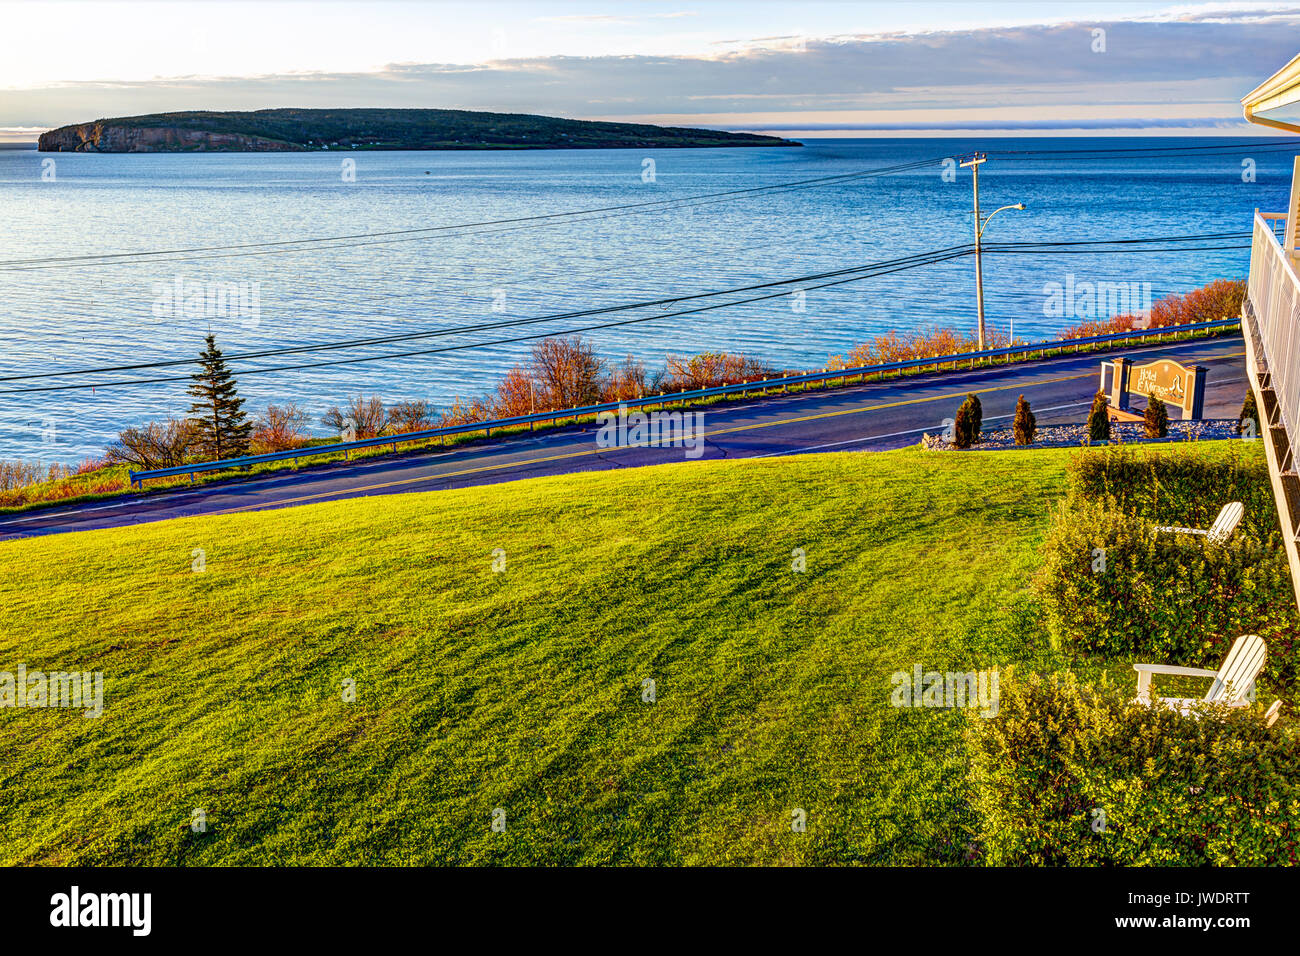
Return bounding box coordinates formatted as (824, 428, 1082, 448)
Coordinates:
(0, 137, 1290, 462)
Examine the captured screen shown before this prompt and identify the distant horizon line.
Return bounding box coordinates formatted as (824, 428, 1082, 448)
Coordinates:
(2, 129, 1292, 147)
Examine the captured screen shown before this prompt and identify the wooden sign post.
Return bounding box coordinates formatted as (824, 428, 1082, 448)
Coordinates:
(1100, 356, 1207, 420)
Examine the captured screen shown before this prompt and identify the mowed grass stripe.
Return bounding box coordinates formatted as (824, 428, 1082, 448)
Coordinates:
(1, 446, 1083, 864)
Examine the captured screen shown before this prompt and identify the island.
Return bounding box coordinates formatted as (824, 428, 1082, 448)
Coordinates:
(38, 108, 800, 152)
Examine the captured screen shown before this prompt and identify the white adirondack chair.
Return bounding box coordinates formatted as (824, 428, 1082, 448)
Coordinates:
(1265, 699, 1283, 728)
(1152, 501, 1244, 544)
(1133, 634, 1267, 717)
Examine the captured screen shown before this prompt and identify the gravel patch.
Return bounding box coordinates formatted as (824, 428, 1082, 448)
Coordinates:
(921, 419, 1241, 451)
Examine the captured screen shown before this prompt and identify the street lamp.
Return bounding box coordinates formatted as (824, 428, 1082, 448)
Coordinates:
(959, 153, 1026, 351)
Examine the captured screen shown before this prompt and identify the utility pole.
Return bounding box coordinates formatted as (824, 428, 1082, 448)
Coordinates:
(960, 153, 1026, 354)
(960, 153, 988, 351)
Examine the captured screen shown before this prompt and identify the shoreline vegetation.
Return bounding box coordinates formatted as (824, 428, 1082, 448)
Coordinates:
(37, 108, 800, 153)
(0, 279, 1244, 515)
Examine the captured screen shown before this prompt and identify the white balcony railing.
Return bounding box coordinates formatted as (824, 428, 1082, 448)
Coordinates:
(1248, 212, 1300, 450)
(1245, 210, 1300, 611)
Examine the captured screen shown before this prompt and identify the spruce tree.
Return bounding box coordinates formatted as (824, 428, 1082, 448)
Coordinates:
(953, 393, 982, 448)
(1087, 391, 1111, 443)
(1144, 396, 1168, 439)
(1239, 388, 1259, 437)
(187, 333, 252, 460)
(1012, 394, 1036, 445)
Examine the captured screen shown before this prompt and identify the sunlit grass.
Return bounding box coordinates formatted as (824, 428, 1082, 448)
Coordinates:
(0, 443, 1239, 864)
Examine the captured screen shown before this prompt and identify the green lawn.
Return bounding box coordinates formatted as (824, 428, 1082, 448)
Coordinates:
(0, 445, 1144, 864)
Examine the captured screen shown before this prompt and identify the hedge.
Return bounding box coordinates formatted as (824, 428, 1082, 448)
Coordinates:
(966, 671, 1300, 865)
(1065, 444, 1278, 540)
(1037, 446, 1298, 704)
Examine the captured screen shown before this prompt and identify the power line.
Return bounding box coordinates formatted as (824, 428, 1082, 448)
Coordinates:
(0, 231, 1249, 385)
(0, 234, 1252, 395)
(0, 247, 975, 394)
(0, 157, 943, 272)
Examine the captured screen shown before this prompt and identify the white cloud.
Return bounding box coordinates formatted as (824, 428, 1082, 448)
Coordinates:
(6, 13, 1298, 136)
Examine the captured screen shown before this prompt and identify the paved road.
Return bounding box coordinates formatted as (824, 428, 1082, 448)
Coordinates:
(0, 336, 1247, 541)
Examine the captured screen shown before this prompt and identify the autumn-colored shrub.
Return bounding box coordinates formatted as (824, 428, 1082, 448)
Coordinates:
(439, 397, 492, 428)
(104, 418, 196, 470)
(601, 355, 649, 402)
(387, 400, 436, 434)
(252, 403, 311, 452)
(530, 336, 605, 409)
(0, 462, 131, 510)
(0, 460, 44, 492)
(827, 327, 1008, 371)
(491, 366, 537, 418)
(662, 351, 772, 391)
(321, 396, 388, 439)
(1059, 278, 1245, 340)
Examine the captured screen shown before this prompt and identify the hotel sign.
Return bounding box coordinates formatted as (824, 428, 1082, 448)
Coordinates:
(1100, 355, 1206, 419)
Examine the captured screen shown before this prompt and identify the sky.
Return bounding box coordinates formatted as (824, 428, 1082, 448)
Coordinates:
(2, 0, 1299, 142)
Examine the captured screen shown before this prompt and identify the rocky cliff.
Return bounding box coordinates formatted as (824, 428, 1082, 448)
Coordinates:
(39, 123, 297, 152)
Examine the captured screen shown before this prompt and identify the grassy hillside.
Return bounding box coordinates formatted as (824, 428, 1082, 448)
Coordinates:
(0, 445, 1247, 865)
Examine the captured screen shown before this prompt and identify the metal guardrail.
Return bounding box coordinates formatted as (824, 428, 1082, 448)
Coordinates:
(129, 317, 1241, 486)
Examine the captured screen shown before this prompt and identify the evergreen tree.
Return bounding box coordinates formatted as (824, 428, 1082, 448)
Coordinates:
(1012, 394, 1037, 445)
(1144, 396, 1168, 439)
(953, 393, 982, 449)
(968, 392, 983, 439)
(1087, 391, 1111, 443)
(187, 333, 252, 460)
(1239, 388, 1260, 437)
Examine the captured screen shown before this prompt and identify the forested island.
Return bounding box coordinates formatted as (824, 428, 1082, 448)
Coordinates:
(38, 108, 800, 152)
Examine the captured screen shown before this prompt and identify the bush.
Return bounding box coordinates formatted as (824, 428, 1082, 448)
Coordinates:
(531, 336, 605, 408)
(1087, 391, 1110, 443)
(662, 351, 771, 391)
(966, 671, 1300, 865)
(0, 463, 129, 509)
(1059, 278, 1246, 340)
(1065, 444, 1276, 538)
(0, 460, 44, 492)
(1143, 396, 1168, 439)
(104, 418, 195, 470)
(1037, 498, 1296, 696)
(1037, 448, 1298, 703)
(252, 403, 311, 452)
(826, 327, 1007, 371)
(953, 394, 981, 449)
(387, 400, 436, 434)
(321, 396, 388, 439)
(1241, 388, 1260, 438)
(602, 355, 649, 402)
(1012, 394, 1036, 445)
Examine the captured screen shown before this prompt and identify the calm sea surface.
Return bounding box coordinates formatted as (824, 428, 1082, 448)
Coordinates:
(0, 137, 1289, 461)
